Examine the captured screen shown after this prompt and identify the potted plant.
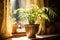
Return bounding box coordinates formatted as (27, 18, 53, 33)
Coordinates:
(14, 4, 40, 38)
(12, 18, 18, 33)
(14, 4, 56, 37)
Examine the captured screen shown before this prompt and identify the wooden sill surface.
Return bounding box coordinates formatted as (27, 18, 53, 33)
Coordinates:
(12, 32, 26, 37)
(6, 34, 60, 40)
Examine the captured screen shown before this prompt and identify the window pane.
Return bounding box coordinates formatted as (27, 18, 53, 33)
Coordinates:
(11, 0, 28, 33)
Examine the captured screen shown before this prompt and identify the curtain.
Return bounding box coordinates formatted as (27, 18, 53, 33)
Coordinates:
(1, 0, 12, 38)
(0, 0, 4, 38)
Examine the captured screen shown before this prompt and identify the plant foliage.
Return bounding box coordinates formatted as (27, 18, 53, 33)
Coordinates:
(14, 4, 57, 24)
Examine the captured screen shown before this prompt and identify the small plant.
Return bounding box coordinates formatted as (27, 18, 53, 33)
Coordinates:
(14, 4, 56, 24)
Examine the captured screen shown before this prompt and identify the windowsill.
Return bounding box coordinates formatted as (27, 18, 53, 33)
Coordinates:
(6, 34, 60, 40)
(12, 32, 26, 37)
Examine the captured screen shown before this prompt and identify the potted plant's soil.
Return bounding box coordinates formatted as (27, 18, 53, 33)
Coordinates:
(24, 24, 39, 38)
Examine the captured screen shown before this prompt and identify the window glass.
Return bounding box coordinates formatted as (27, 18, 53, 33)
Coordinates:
(11, 0, 29, 33)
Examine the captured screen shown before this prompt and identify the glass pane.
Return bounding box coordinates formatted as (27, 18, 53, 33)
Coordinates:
(11, 0, 28, 33)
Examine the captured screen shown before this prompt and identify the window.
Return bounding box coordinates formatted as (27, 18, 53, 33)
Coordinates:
(11, 0, 27, 33)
